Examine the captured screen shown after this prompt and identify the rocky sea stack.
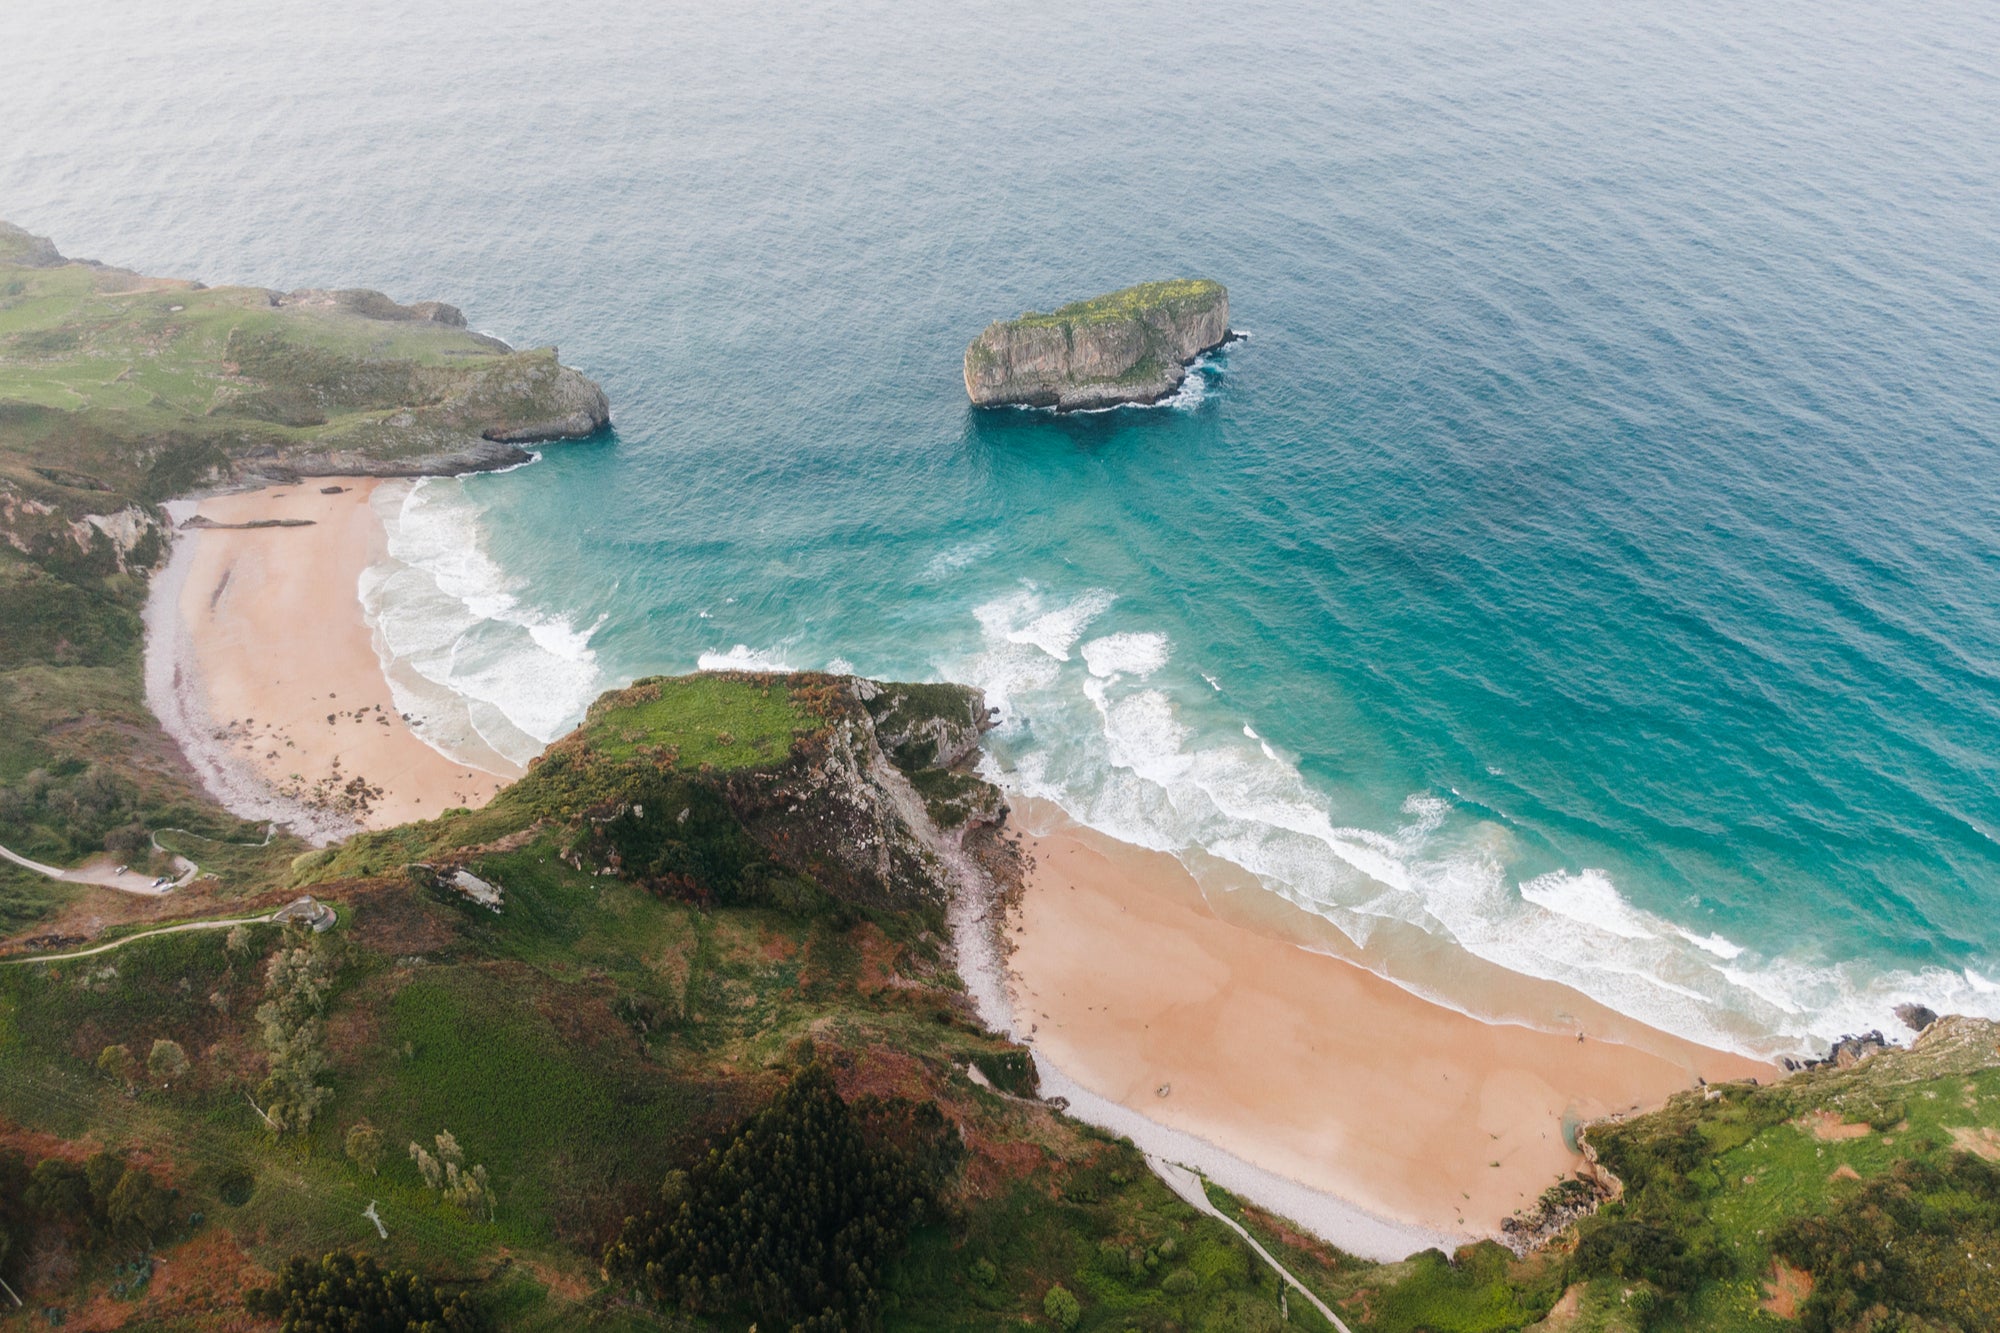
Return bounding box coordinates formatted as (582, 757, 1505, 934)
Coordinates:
(964, 279, 1230, 411)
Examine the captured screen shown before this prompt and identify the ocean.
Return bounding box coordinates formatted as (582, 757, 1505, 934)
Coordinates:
(8, 0, 2000, 1057)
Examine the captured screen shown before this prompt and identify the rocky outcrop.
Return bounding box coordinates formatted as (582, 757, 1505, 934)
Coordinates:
(528, 672, 1000, 916)
(273, 287, 475, 329)
(0, 221, 65, 268)
(965, 280, 1230, 410)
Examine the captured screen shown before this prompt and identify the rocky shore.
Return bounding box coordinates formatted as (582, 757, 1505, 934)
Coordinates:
(964, 279, 1231, 410)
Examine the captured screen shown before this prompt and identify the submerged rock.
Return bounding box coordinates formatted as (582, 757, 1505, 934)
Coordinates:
(964, 279, 1230, 411)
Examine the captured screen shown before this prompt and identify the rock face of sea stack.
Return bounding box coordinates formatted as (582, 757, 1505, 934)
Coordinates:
(964, 280, 1230, 411)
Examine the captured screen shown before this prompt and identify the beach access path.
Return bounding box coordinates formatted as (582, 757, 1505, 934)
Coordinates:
(1149, 1155, 1355, 1333)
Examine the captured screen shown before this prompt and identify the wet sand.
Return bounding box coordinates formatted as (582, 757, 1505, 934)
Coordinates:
(166, 482, 515, 834)
(1006, 807, 1775, 1238)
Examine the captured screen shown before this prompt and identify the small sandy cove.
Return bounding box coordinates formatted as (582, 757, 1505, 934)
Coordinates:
(1006, 806, 1774, 1238)
(176, 482, 514, 830)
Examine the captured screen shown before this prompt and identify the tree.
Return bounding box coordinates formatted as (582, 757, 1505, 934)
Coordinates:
(25, 1158, 89, 1222)
(104, 1168, 172, 1245)
(345, 1122, 384, 1176)
(147, 1038, 190, 1084)
(225, 925, 252, 959)
(244, 1251, 487, 1332)
(407, 1132, 493, 1221)
(24, 1153, 172, 1251)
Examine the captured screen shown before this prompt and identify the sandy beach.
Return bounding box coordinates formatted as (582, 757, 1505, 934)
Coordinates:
(1004, 805, 1775, 1241)
(150, 482, 516, 838)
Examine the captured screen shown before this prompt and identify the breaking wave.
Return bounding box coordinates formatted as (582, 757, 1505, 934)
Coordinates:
(953, 582, 2000, 1059)
(360, 478, 610, 771)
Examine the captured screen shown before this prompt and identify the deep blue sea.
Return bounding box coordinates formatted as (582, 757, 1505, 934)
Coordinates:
(9, 0, 2000, 1056)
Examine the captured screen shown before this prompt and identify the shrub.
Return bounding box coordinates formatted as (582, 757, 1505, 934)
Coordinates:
(344, 1122, 383, 1176)
(96, 1043, 135, 1088)
(1043, 1283, 1082, 1330)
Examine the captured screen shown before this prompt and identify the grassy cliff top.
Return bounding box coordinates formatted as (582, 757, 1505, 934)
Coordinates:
(568, 674, 817, 770)
(1007, 278, 1225, 330)
(0, 222, 606, 509)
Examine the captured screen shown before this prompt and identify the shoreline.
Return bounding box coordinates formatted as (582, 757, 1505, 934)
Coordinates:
(136, 478, 1780, 1259)
(145, 482, 517, 844)
(986, 799, 1776, 1249)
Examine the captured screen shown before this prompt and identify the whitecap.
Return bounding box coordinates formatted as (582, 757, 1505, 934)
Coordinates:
(922, 540, 994, 580)
(1081, 631, 1169, 679)
(1519, 869, 1658, 941)
(698, 644, 794, 672)
(950, 592, 2000, 1057)
(1678, 928, 1746, 960)
(1005, 589, 1117, 660)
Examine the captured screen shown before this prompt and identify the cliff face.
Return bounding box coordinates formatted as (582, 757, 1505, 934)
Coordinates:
(964, 279, 1229, 410)
(494, 672, 1001, 916)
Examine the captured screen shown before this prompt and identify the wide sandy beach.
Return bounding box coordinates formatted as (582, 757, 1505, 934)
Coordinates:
(1005, 803, 1775, 1239)
(155, 482, 515, 836)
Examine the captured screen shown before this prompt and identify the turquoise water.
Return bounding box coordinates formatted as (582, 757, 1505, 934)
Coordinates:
(8, 0, 2000, 1054)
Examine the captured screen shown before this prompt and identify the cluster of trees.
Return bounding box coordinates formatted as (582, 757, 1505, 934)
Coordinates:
(95, 1037, 192, 1090)
(0, 1148, 177, 1297)
(602, 1063, 957, 1331)
(408, 1131, 496, 1222)
(0, 760, 144, 860)
(244, 1252, 487, 1332)
(255, 928, 338, 1135)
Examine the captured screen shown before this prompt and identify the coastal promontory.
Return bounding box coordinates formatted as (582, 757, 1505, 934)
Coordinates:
(964, 279, 1230, 410)
(0, 220, 608, 501)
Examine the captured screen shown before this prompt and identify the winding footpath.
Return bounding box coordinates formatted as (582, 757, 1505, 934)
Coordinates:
(0, 913, 275, 966)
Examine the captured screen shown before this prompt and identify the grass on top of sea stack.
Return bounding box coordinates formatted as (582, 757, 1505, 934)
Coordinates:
(566, 674, 815, 770)
(1008, 279, 1225, 331)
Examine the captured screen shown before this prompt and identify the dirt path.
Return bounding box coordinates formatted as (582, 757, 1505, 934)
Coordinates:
(0, 913, 274, 966)
(1148, 1155, 1356, 1333)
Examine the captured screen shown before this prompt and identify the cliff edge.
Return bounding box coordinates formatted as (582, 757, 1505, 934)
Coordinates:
(964, 279, 1230, 411)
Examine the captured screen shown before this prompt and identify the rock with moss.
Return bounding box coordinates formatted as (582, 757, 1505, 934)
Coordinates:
(964, 279, 1230, 410)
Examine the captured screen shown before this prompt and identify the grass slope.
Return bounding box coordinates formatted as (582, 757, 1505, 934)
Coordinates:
(1008, 280, 1225, 331)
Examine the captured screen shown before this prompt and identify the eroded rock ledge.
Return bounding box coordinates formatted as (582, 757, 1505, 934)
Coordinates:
(964, 279, 1231, 411)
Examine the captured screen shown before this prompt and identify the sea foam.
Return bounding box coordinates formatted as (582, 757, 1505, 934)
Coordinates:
(362, 478, 610, 770)
(956, 583, 2000, 1059)
(697, 644, 795, 672)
